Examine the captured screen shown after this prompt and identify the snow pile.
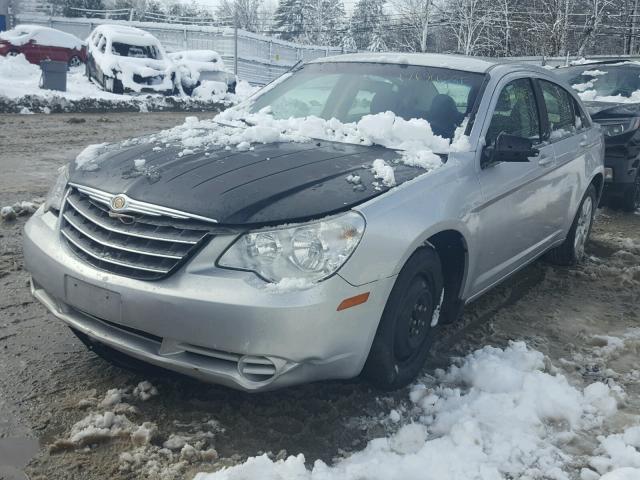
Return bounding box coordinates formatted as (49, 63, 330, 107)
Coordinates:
(55, 381, 223, 480)
(1, 198, 43, 221)
(139, 107, 463, 188)
(193, 342, 619, 480)
(0, 54, 247, 113)
(584, 426, 640, 479)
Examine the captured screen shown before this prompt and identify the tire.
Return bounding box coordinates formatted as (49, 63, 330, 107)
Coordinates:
(547, 184, 597, 266)
(104, 76, 124, 94)
(620, 173, 640, 212)
(68, 55, 82, 68)
(7, 50, 19, 57)
(363, 248, 444, 390)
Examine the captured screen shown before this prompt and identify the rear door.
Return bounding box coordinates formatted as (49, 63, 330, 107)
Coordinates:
(470, 76, 559, 297)
(537, 79, 601, 234)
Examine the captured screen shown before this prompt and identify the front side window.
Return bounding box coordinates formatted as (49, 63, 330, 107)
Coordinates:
(486, 78, 540, 146)
(249, 62, 486, 140)
(540, 80, 576, 136)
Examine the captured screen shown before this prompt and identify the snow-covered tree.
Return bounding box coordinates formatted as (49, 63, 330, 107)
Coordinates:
(61, 0, 105, 17)
(350, 0, 387, 50)
(273, 0, 306, 40)
(217, 0, 263, 30)
(302, 0, 346, 45)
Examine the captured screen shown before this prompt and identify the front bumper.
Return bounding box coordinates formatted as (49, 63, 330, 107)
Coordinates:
(24, 208, 394, 392)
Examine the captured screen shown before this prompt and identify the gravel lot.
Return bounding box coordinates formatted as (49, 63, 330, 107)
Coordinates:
(0, 112, 639, 480)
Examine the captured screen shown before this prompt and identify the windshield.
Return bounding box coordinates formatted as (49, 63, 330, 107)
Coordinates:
(111, 42, 161, 60)
(556, 65, 640, 100)
(249, 62, 485, 140)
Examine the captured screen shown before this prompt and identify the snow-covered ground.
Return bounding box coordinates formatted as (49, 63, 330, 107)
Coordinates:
(0, 54, 256, 113)
(192, 340, 635, 480)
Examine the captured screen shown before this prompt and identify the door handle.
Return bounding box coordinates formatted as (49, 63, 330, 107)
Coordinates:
(538, 155, 554, 167)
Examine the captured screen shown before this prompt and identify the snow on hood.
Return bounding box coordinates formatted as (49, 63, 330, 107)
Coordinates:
(74, 105, 472, 193)
(118, 107, 471, 180)
(193, 342, 619, 480)
(0, 25, 84, 50)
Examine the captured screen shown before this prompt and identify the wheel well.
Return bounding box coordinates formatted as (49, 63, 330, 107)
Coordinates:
(591, 173, 604, 205)
(427, 230, 467, 324)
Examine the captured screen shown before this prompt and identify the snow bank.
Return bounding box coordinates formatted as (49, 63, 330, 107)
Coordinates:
(193, 342, 618, 480)
(0, 54, 246, 113)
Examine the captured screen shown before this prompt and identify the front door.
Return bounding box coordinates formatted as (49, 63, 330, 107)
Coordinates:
(470, 77, 560, 297)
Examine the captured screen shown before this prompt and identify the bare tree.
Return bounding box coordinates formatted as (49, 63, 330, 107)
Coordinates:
(391, 0, 433, 52)
(576, 0, 615, 55)
(444, 0, 492, 55)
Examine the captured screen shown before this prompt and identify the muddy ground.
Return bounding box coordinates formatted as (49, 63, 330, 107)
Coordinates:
(0, 112, 639, 480)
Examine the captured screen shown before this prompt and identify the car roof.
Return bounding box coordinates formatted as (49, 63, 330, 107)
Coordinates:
(8, 24, 74, 38)
(93, 24, 156, 39)
(310, 52, 546, 75)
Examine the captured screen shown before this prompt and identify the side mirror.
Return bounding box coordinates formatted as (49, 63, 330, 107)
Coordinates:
(483, 132, 538, 167)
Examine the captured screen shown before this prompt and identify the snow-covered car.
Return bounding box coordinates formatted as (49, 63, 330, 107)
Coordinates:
(169, 50, 237, 96)
(85, 25, 173, 95)
(25, 53, 604, 392)
(0, 25, 86, 67)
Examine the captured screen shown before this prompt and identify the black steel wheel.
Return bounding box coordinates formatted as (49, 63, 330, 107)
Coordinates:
(363, 247, 443, 390)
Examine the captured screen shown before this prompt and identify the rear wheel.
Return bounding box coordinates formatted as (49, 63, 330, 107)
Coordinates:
(621, 173, 640, 212)
(68, 55, 82, 68)
(547, 185, 596, 265)
(363, 248, 443, 390)
(7, 50, 19, 57)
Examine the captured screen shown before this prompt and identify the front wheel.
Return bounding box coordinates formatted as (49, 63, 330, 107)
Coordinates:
(547, 184, 597, 265)
(363, 248, 443, 390)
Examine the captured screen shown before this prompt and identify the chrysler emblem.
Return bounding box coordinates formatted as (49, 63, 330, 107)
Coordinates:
(111, 195, 127, 210)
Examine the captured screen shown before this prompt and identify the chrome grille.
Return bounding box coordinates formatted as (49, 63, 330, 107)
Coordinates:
(60, 188, 212, 280)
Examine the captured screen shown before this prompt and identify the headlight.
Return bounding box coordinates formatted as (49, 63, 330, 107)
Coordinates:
(600, 118, 640, 137)
(218, 212, 365, 284)
(43, 164, 69, 214)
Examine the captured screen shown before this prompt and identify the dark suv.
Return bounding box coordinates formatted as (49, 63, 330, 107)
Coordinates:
(554, 62, 640, 211)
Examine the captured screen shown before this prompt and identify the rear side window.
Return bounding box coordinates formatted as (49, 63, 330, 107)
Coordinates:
(539, 80, 577, 138)
(486, 78, 540, 146)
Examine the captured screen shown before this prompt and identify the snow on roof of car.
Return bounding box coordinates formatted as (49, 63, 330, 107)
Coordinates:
(92, 24, 161, 46)
(312, 52, 497, 73)
(0, 25, 84, 50)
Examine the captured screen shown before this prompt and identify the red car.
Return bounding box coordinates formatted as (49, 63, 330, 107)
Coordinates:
(0, 25, 87, 67)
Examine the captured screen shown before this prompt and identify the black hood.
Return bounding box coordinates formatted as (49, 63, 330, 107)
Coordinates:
(69, 139, 427, 227)
(585, 101, 640, 118)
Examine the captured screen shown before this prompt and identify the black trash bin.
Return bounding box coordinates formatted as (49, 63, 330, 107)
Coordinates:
(39, 60, 68, 92)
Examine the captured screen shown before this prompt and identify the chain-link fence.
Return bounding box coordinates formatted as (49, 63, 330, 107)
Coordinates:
(15, 14, 347, 85)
